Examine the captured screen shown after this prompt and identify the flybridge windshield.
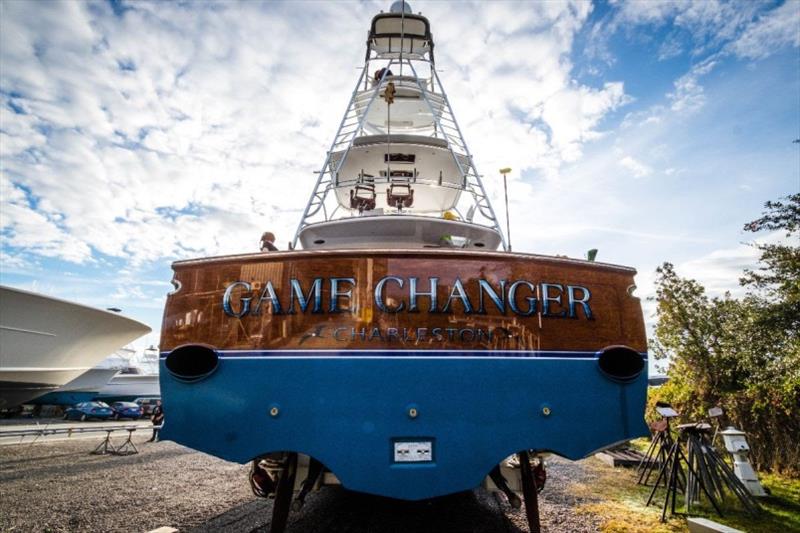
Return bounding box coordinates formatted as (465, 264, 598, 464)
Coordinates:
(369, 13, 432, 60)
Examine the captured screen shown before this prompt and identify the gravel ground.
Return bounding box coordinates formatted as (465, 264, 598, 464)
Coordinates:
(0, 435, 602, 532)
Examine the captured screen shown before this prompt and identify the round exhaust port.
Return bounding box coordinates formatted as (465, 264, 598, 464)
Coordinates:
(597, 345, 645, 383)
(165, 344, 219, 383)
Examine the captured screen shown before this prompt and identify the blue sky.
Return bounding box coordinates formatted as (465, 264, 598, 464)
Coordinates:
(1, 1, 798, 369)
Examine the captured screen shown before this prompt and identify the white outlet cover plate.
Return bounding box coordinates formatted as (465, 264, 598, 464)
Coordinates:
(394, 440, 433, 462)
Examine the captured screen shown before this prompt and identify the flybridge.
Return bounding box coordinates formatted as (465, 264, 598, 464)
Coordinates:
(221, 277, 593, 319)
(292, 0, 507, 251)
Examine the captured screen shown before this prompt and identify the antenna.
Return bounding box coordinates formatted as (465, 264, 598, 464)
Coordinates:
(500, 167, 512, 251)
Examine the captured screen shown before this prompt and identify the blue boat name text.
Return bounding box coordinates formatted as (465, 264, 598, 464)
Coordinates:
(222, 277, 593, 320)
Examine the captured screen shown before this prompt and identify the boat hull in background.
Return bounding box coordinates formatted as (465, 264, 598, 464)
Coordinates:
(28, 367, 121, 406)
(0, 286, 152, 408)
(95, 373, 160, 402)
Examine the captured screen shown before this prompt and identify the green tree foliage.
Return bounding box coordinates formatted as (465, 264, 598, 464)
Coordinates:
(741, 193, 800, 332)
(651, 195, 800, 475)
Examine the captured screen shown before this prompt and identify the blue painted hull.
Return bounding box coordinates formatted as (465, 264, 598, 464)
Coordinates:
(30, 390, 98, 406)
(160, 350, 648, 500)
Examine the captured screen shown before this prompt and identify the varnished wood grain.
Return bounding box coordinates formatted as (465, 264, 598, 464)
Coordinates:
(160, 250, 646, 353)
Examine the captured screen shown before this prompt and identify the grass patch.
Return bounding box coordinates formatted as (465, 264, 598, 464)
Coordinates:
(627, 437, 652, 454)
(570, 456, 800, 532)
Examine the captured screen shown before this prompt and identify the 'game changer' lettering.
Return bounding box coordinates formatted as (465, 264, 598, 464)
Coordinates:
(222, 277, 593, 320)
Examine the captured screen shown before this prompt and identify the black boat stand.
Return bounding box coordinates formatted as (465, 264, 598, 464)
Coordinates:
(114, 428, 139, 456)
(91, 430, 116, 455)
(490, 465, 522, 509)
(269, 452, 298, 533)
(292, 457, 324, 511)
(518, 450, 543, 533)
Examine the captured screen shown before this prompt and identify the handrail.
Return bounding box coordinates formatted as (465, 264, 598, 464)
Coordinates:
(292, 66, 369, 248)
(333, 175, 464, 190)
(298, 213, 501, 232)
(293, 66, 393, 248)
(0, 423, 157, 439)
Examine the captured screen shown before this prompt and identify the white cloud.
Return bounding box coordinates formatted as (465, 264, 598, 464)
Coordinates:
(541, 81, 630, 162)
(728, 1, 800, 60)
(658, 36, 684, 60)
(597, 0, 798, 117)
(0, 0, 631, 269)
(673, 230, 789, 298)
(611, 0, 763, 55)
(0, 250, 31, 273)
(668, 57, 718, 113)
(1, 0, 795, 342)
(619, 155, 652, 178)
(610, 0, 682, 26)
(1, 176, 94, 262)
(677, 243, 759, 298)
(0, 0, 369, 266)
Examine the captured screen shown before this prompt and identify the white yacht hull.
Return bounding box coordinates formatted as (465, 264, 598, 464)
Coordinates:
(0, 286, 151, 408)
(96, 373, 160, 401)
(28, 367, 121, 406)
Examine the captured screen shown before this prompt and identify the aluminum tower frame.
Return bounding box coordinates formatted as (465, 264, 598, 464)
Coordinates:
(292, 48, 507, 251)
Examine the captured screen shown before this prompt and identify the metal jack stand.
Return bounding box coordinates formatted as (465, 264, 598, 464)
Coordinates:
(490, 464, 522, 509)
(518, 450, 545, 533)
(646, 426, 722, 523)
(114, 428, 138, 456)
(269, 452, 298, 533)
(639, 405, 684, 489)
(638, 419, 669, 486)
(684, 424, 759, 516)
(91, 429, 116, 455)
(292, 457, 324, 511)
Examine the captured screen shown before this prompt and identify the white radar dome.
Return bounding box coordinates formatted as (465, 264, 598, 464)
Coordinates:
(390, 1, 412, 14)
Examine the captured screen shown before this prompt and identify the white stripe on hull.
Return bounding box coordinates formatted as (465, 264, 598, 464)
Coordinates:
(96, 374, 160, 399)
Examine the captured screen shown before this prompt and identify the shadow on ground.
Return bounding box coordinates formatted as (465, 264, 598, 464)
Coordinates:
(190, 487, 525, 533)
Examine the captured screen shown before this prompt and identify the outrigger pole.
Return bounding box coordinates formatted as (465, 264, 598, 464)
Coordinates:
(500, 167, 512, 251)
